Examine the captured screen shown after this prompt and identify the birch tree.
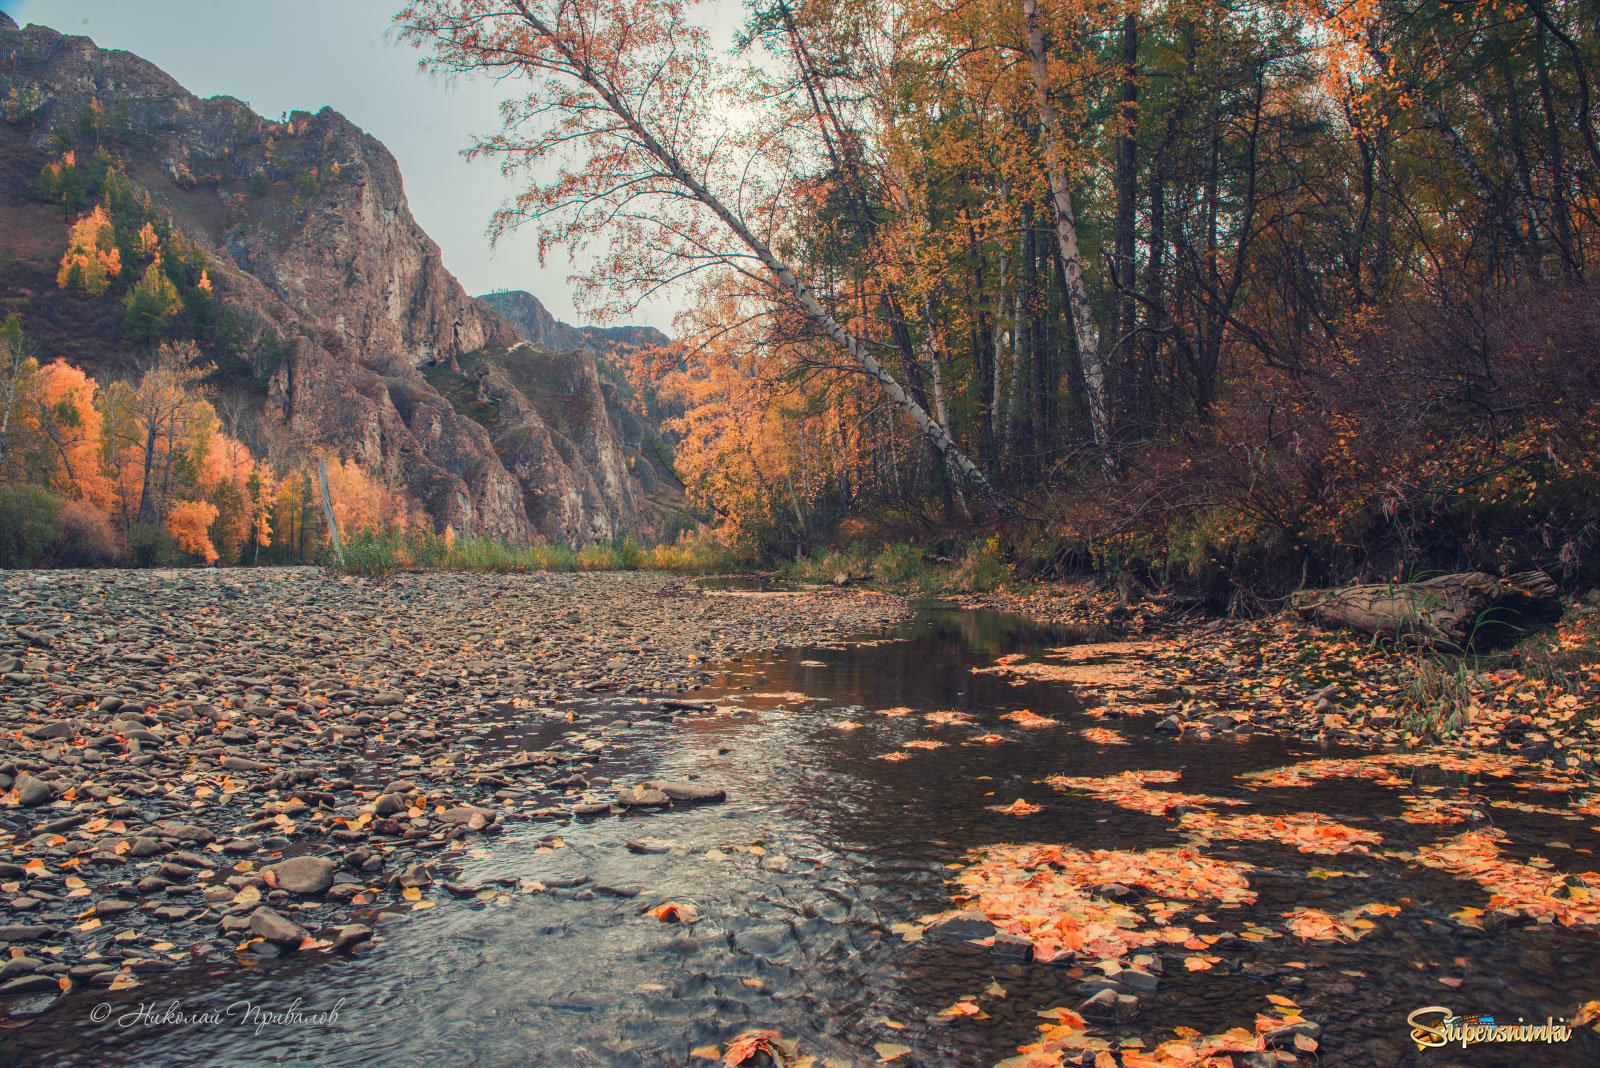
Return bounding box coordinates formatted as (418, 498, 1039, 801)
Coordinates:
(397, 0, 1016, 514)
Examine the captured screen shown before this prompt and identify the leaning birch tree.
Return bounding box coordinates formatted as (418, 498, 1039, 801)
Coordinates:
(397, 0, 1015, 514)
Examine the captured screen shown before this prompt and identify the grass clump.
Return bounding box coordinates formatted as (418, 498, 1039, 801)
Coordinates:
(326, 524, 749, 577)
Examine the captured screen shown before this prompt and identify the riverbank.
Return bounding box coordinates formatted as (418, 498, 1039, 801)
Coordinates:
(958, 579, 1600, 778)
(0, 568, 910, 999)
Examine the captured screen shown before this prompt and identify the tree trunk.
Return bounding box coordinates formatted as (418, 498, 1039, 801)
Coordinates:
(1290, 571, 1560, 648)
(501, 0, 1014, 515)
(1023, 0, 1112, 467)
(1113, 12, 1139, 377)
(317, 457, 343, 567)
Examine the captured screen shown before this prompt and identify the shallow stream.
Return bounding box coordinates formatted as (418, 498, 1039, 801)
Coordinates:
(7, 603, 1599, 1066)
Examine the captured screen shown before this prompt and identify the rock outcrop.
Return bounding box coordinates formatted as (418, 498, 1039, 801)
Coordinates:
(0, 14, 672, 543)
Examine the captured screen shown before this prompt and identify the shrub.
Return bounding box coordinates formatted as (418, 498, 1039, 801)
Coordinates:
(950, 534, 1015, 592)
(337, 530, 403, 579)
(0, 485, 62, 568)
(127, 522, 175, 568)
(51, 500, 125, 567)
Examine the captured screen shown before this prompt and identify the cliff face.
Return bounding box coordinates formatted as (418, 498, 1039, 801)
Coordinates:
(0, 14, 667, 544)
(473, 291, 685, 527)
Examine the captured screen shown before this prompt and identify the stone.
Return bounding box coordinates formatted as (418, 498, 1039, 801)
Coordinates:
(925, 910, 995, 941)
(640, 780, 726, 804)
(1078, 987, 1141, 1023)
(1118, 967, 1159, 993)
(614, 787, 671, 807)
(0, 975, 61, 997)
(437, 806, 497, 826)
(262, 856, 336, 895)
(13, 775, 51, 807)
(991, 932, 1034, 962)
(625, 838, 676, 854)
(331, 924, 372, 953)
(1264, 1021, 1321, 1049)
(0, 925, 54, 943)
(248, 907, 309, 947)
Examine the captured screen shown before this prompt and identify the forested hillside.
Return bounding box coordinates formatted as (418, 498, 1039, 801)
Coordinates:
(403, 0, 1600, 600)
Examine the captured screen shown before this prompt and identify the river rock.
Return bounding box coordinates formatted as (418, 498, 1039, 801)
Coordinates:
(331, 924, 373, 952)
(615, 786, 670, 807)
(13, 775, 51, 807)
(925, 910, 996, 941)
(248, 906, 309, 947)
(262, 856, 336, 895)
(437, 806, 497, 826)
(641, 780, 725, 804)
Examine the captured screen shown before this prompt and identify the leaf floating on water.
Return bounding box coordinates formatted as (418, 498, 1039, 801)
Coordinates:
(869, 1017, 905, 1030)
(1000, 709, 1059, 729)
(890, 922, 923, 943)
(402, 887, 422, 901)
(989, 798, 1041, 816)
(721, 1029, 795, 1067)
(872, 1042, 910, 1063)
(690, 1046, 722, 1060)
(647, 901, 699, 924)
(985, 979, 1006, 997)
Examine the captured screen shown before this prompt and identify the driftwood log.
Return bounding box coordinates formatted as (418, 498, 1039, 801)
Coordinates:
(1290, 571, 1560, 647)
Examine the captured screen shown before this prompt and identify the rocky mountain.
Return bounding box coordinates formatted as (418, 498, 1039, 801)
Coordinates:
(0, 13, 679, 545)
(477, 289, 670, 357)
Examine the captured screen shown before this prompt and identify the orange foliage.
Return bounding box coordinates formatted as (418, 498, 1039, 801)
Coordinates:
(35, 359, 115, 508)
(323, 456, 412, 537)
(57, 205, 121, 295)
(165, 500, 220, 564)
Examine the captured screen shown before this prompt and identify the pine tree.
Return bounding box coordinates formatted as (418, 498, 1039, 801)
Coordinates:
(122, 261, 183, 342)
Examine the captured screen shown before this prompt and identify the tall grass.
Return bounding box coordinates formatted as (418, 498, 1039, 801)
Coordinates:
(328, 525, 746, 577)
(779, 535, 1015, 595)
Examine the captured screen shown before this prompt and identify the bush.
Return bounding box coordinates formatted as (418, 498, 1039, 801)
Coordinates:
(0, 485, 62, 568)
(51, 500, 125, 567)
(337, 530, 403, 579)
(127, 522, 175, 568)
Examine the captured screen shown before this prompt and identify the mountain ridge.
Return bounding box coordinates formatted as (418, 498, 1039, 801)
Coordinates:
(0, 12, 680, 545)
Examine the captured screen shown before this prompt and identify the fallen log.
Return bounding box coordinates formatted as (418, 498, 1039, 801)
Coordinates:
(1289, 571, 1560, 647)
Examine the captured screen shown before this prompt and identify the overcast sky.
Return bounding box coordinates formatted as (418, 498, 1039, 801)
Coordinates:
(0, 0, 739, 332)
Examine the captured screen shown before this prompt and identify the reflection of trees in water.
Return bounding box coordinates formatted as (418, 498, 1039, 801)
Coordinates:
(904, 608, 1112, 661)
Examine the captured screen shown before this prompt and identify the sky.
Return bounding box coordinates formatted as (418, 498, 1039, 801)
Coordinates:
(0, 0, 742, 332)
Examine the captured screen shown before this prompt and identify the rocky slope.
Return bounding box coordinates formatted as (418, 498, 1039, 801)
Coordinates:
(0, 13, 672, 544)
(474, 290, 684, 523)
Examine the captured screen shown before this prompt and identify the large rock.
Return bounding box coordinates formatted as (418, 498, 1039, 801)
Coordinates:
(262, 856, 336, 895)
(641, 781, 726, 804)
(248, 907, 309, 947)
